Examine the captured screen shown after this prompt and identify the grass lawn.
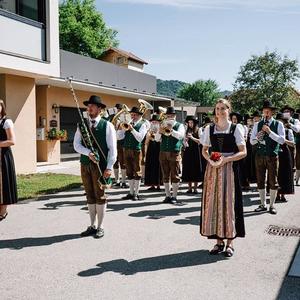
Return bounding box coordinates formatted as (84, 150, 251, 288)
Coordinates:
(17, 173, 82, 200)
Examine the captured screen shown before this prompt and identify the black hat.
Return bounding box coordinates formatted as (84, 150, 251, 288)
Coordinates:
(261, 100, 277, 110)
(293, 113, 299, 120)
(115, 103, 123, 110)
(276, 112, 284, 120)
(230, 112, 243, 123)
(83, 95, 106, 108)
(281, 105, 295, 113)
(130, 106, 143, 115)
(252, 110, 261, 118)
(166, 106, 176, 115)
(150, 114, 160, 122)
(185, 115, 198, 123)
(243, 114, 252, 122)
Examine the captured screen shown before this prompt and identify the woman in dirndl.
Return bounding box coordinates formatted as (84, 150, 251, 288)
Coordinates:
(276, 113, 295, 202)
(200, 98, 247, 257)
(0, 99, 18, 221)
(182, 116, 202, 194)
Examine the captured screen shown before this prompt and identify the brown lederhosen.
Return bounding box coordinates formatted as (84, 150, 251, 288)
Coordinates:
(113, 141, 126, 170)
(159, 151, 181, 183)
(124, 149, 142, 180)
(81, 163, 106, 204)
(255, 154, 278, 190)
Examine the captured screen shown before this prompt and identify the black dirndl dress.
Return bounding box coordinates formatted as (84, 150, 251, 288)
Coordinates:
(200, 124, 245, 239)
(144, 140, 162, 186)
(182, 132, 202, 182)
(0, 118, 18, 205)
(278, 130, 294, 195)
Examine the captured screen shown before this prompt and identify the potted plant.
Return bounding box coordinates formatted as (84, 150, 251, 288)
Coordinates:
(47, 128, 68, 141)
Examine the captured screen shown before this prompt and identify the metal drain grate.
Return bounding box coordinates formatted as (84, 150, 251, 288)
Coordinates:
(266, 225, 300, 237)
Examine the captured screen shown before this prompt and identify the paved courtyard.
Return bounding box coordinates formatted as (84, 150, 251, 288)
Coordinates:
(1, 163, 300, 300)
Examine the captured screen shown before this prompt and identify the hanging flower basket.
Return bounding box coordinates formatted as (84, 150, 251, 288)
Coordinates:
(47, 128, 67, 141)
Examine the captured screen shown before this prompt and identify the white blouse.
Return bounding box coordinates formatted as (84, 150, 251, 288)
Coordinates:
(0, 118, 14, 130)
(202, 122, 246, 147)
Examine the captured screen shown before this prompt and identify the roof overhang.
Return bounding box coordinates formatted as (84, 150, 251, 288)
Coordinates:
(36, 77, 172, 103)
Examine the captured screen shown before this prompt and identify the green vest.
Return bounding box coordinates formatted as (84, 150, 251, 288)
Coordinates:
(256, 119, 280, 157)
(160, 122, 183, 152)
(123, 120, 144, 151)
(80, 118, 108, 172)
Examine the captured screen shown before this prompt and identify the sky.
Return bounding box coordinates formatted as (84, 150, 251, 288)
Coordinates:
(96, 0, 300, 91)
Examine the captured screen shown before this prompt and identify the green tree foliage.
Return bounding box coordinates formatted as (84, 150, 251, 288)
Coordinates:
(177, 79, 221, 106)
(231, 51, 300, 113)
(59, 0, 119, 58)
(157, 79, 187, 97)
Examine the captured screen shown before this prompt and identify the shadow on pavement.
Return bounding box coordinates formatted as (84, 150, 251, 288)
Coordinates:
(276, 276, 300, 299)
(174, 215, 200, 226)
(129, 205, 200, 219)
(0, 234, 80, 250)
(39, 200, 86, 210)
(78, 249, 226, 277)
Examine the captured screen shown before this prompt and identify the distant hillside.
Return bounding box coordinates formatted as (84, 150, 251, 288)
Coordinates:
(157, 79, 187, 98)
(157, 79, 232, 99)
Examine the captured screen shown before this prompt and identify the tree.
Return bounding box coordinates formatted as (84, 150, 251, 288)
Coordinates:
(157, 79, 187, 97)
(59, 0, 119, 58)
(231, 51, 300, 113)
(177, 79, 221, 106)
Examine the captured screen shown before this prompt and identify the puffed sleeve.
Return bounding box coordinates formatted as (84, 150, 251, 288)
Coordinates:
(234, 124, 246, 146)
(3, 119, 14, 130)
(202, 125, 211, 147)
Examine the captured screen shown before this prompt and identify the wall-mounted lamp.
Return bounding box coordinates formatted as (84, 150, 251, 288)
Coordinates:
(52, 103, 59, 114)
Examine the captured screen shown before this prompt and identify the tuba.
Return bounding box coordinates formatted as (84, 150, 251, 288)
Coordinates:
(111, 104, 131, 131)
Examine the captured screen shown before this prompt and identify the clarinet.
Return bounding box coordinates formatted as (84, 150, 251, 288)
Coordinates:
(66, 78, 111, 189)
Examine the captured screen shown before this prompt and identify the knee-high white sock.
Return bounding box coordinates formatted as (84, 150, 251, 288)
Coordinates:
(113, 168, 119, 183)
(87, 204, 96, 227)
(296, 170, 300, 183)
(172, 183, 179, 198)
(96, 203, 107, 230)
(258, 189, 266, 207)
(134, 180, 141, 195)
(164, 183, 171, 197)
(270, 189, 277, 208)
(129, 179, 134, 195)
(121, 169, 127, 183)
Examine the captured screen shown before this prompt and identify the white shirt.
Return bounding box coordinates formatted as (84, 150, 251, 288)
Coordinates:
(202, 122, 246, 147)
(0, 118, 13, 130)
(154, 121, 185, 142)
(286, 128, 294, 142)
(290, 118, 300, 133)
(116, 117, 148, 143)
(250, 117, 285, 146)
(73, 116, 117, 170)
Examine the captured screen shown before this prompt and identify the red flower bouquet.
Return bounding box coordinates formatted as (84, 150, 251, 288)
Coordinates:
(210, 152, 222, 162)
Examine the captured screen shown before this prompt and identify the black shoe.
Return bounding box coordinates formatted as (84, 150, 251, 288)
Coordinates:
(193, 189, 199, 194)
(269, 206, 277, 215)
(224, 245, 235, 257)
(0, 212, 8, 222)
(94, 228, 104, 239)
(163, 196, 173, 204)
(113, 182, 121, 187)
(209, 243, 225, 255)
(132, 194, 141, 201)
(254, 205, 267, 212)
(275, 194, 281, 203)
(186, 189, 193, 194)
(147, 186, 157, 191)
(121, 182, 128, 188)
(122, 194, 134, 200)
(281, 195, 288, 203)
(81, 226, 97, 237)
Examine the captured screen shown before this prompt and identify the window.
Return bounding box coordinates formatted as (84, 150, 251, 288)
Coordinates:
(116, 56, 126, 65)
(0, 0, 45, 23)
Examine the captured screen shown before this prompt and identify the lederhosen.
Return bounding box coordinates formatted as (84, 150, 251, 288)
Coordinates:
(159, 122, 183, 184)
(123, 120, 145, 180)
(200, 124, 245, 239)
(113, 138, 126, 170)
(0, 117, 18, 205)
(79, 118, 108, 205)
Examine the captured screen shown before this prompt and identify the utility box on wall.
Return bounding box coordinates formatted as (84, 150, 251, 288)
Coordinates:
(36, 127, 45, 140)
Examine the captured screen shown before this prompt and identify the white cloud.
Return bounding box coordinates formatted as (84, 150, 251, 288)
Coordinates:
(104, 0, 300, 11)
